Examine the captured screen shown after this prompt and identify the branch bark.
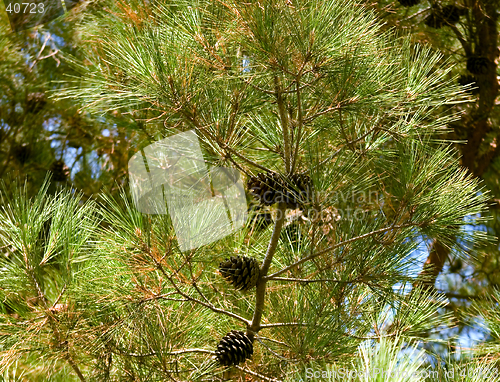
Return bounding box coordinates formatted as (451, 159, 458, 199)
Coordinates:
(248, 202, 287, 337)
(274, 77, 292, 173)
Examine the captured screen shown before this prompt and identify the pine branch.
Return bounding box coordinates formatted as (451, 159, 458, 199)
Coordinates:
(291, 75, 304, 173)
(267, 277, 358, 284)
(338, 108, 355, 152)
(180, 105, 273, 173)
(21, 245, 86, 381)
(45, 0, 494, 377)
(260, 322, 308, 329)
(249, 202, 288, 336)
(239, 77, 315, 96)
(274, 76, 292, 173)
(111, 348, 215, 358)
(302, 98, 353, 123)
(266, 223, 418, 279)
(154, 256, 251, 326)
(299, 126, 379, 175)
(255, 336, 297, 362)
(344, 332, 398, 340)
(255, 335, 291, 348)
(448, 24, 472, 57)
(235, 365, 282, 382)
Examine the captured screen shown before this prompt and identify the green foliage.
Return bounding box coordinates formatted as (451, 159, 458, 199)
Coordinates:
(362, 0, 500, 369)
(0, 0, 495, 380)
(288, 336, 427, 382)
(0, 177, 99, 380)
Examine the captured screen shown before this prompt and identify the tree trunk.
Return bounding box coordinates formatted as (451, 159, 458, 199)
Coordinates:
(415, 0, 499, 290)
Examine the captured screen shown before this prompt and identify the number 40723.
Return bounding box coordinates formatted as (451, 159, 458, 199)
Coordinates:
(5, 2, 45, 14)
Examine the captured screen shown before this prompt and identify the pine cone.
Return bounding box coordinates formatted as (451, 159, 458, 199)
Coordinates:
(219, 256, 260, 291)
(449, 258, 463, 273)
(215, 330, 253, 366)
(398, 0, 420, 6)
(50, 160, 70, 181)
(458, 74, 479, 95)
(441, 5, 463, 24)
(424, 12, 444, 29)
(26, 92, 47, 114)
(287, 173, 311, 208)
(12, 143, 31, 164)
(247, 172, 311, 208)
(425, 5, 464, 29)
(247, 172, 279, 206)
(467, 56, 491, 75)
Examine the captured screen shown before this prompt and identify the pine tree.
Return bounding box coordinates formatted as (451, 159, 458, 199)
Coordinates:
(0, 0, 492, 380)
(0, 0, 145, 201)
(365, 0, 500, 369)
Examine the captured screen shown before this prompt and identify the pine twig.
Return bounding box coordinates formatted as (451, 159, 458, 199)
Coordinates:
(218, 136, 273, 173)
(338, 108, 356, 152)
(303, 104, 341, 124)
(448, 24, 472, 57)
(260, 322, 309, 329)
(155, 258, 251, 326)
(50, 284, 67, 309)
(299, 126, 379, 175)
(267, 276, 358, 284)
(343, 332, 398, 340)
(239, 77, 276, 95)
(255, 335, 291, 348)
(192, 281, 212, 305)
(255, 336, 298, 363)
(235, 365, 282, 382)
(239, 77, 314, 95)
(107, 343, 215, 358)
(23, 251, 86, 381)
(166, 75, 273, 174)
(266, 222, 418, 279)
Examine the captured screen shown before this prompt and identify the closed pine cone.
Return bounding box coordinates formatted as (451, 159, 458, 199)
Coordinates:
(215, 330, 253, 366)
(219, 256, 260, 291)
(247, 172, 311, 208)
